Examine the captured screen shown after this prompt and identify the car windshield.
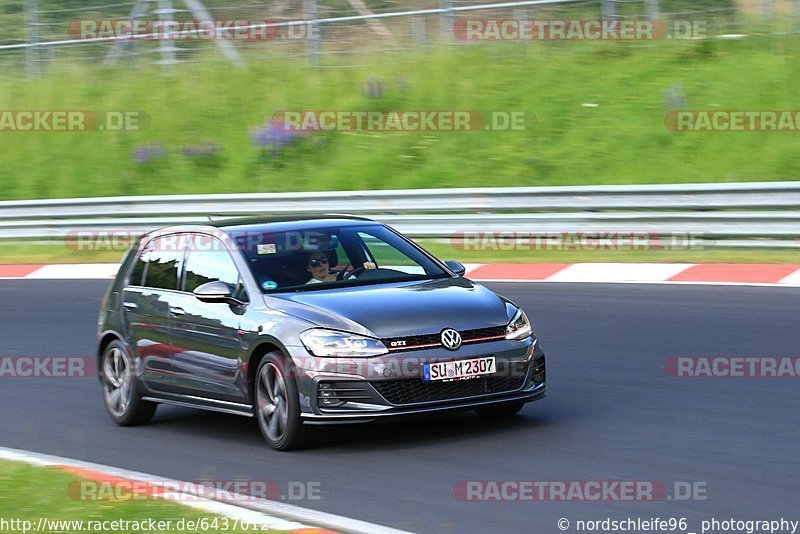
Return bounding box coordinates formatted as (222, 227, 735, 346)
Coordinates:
(232, 223, 450, 293)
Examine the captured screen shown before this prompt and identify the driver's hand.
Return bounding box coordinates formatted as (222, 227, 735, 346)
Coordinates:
(363, 262, 377, 270)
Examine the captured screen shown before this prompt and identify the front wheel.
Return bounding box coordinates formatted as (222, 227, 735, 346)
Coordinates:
(254, 352, 310, 450)
(474, 400, 525, 419)
(100, 340, 157, 426)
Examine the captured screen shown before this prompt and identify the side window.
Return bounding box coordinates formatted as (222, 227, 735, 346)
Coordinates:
(141, 236, 184, 290)
(183, 234, 243, 296)
(357, 232, 425, 275)
(129, 244, 149, 286)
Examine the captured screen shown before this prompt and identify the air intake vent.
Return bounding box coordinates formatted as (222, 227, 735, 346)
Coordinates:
(372, 375, 525, 405)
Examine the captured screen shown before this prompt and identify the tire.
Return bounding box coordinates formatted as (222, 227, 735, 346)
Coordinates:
(474, 400, 525, 419)
(254, 352, 310, 451)
(100, 340, 157, 426)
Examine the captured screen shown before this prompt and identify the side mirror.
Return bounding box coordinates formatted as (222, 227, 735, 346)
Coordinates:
(443, 260, 466, 277)
(193, 281, 235, 303)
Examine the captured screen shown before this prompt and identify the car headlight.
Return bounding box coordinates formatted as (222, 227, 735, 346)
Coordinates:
(299, 329, 389, 358)
(506, 308, 532, 340)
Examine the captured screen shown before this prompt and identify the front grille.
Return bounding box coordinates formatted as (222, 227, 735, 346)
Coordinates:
(371, 375, 525, 405)
(384, 325, 506, 352)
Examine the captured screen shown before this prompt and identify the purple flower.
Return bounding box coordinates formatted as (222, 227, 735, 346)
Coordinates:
(251, 124, 297, 147)
(133, 142, 164, 164)
(662, 85, 686, 111)
(251, 112, 311, 155)
(363, 78, 384, 98)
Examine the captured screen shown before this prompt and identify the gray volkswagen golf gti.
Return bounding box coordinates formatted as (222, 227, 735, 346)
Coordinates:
(97, 216, 546, 450)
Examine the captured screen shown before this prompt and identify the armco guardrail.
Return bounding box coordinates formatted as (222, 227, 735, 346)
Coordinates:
(0, 182, 799, 248)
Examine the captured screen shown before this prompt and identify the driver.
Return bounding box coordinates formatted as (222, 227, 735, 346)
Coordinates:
(305, 251, 337, 284)
(305, 251, 377, 284)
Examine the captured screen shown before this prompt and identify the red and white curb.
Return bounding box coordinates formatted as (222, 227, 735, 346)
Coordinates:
(463, 263, 800, 286)
(0, 446, 412, 534)
(1, 263, 799, 287)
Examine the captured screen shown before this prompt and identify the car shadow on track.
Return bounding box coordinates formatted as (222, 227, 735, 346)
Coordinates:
(312, 411, 558, 451)
(145, 404, 559, 451)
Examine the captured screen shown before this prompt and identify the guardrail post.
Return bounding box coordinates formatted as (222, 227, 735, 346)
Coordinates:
(644, 0, 659, 19)
(24, 0, 41, 77)
(304, 0, 320, 65)
(413, 15, 427, 49)
(761, 0, 773, 23)
(601, 0, 616, 19)
(182, 0, 244, 66)
(440, 0, 454, 42)
(793, 0, 800, 33)
(155, 0, 178, 73)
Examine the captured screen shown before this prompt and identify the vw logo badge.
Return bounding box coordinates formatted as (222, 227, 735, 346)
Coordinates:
(440, 328, 462, 350)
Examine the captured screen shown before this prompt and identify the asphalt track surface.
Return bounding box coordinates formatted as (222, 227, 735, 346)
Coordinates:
(1, 280, 799, 534)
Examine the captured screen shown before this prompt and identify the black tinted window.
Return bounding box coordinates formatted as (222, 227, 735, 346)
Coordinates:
(140, 236, 184, 290)
(183, 235, 241, 294)
(130, 245, 147, 286)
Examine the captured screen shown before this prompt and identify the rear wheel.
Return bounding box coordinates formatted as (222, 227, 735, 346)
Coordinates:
(475, 400, 525, 418)
(100, 340, 156, 426)
(254, 352, 310, 450)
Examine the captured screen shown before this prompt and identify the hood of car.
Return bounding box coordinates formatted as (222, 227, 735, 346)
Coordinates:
(268, 277, 512, 339)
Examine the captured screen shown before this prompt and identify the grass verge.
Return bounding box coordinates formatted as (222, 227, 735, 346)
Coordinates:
(0, 460, 280, 533)
(1, 242, 798, 265)
(2, 35, 800, 200)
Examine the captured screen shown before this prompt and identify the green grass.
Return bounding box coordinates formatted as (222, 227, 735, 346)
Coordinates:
(2, 35, 800, 200)
(0, 243, 125, 264)
(0, 460, 280, 533)
(1, 241, 798, 265)
(422, 241, 800, 264)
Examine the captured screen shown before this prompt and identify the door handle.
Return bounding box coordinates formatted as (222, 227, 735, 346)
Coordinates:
(122, 302, 138, 311)
(169, 306, 185, 316)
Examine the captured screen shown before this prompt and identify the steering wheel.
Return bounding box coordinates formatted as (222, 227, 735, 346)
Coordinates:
(335, 262, 351, 280)
(338, 266, 366, 280)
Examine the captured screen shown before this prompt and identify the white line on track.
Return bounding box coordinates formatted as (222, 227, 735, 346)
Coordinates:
(0, 445, 415, 534)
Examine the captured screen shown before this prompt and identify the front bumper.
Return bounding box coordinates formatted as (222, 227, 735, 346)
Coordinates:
(286, 336, 546, 425)
(300, 384, 546, 424)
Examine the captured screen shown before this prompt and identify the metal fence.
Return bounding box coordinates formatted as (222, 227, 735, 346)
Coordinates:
(0, 0, 782, 72)
(1, 182, 799, 248)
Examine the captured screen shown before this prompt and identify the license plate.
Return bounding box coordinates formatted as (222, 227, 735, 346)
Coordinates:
(423, 356, 496, 382)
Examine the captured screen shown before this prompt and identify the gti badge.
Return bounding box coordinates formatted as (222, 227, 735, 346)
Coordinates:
(440, 328, 462, 350)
